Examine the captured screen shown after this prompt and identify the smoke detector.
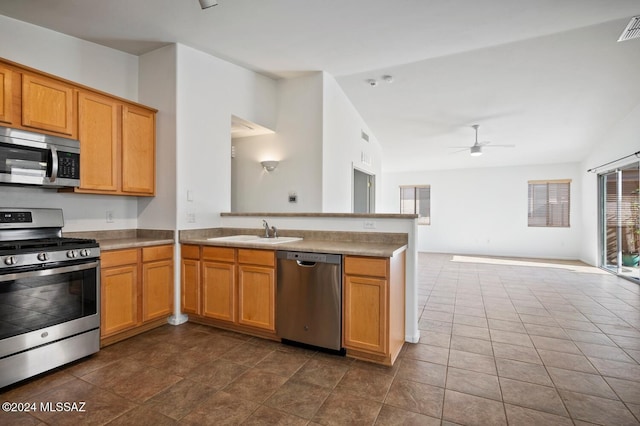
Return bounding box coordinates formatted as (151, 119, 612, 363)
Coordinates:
(618, 16, 640, 42)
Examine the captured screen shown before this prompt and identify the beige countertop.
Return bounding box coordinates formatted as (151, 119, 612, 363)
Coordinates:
(65, 228, 408, 257)
(65, 229, 174, 251)
(180, 228, 407, 257)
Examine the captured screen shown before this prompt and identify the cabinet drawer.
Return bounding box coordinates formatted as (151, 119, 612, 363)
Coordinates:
(203, 246, 236, 263)
(101, 249, 139, 268)
(238, 249, 275, 267)
(344, 256, 388, 278)
(181, 244, 200, 260)
(143, 245, 173, 262)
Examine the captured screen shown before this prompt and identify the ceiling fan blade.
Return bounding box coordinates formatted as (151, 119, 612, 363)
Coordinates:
(484, 144, 515, 148)
(449, 148, 469, 154)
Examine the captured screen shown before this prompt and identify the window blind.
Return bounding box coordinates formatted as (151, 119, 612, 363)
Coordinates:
(528, 180, 570, 227)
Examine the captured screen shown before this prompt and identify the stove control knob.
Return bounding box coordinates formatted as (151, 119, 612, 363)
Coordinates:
(66, 250, 78, 259)
(37, 252, 49, 262)
(4, 256, 16, 266)
(79, 249, 91, 257)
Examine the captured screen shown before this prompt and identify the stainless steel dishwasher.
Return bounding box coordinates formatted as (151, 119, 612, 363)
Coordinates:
(276, 251, 344, 353)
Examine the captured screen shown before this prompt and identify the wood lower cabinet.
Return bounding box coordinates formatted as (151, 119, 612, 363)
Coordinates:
(181, 244, 276, 337)
(21, 72, 76, 137)
(237, 249, 275, 332)
(181, 245, 201, 315)
(202, 247, 236, 322)
(101, 249, 139, 338)
(343, 251, 406, 366)
(101, 244, 174, 344)
(142, 245, 174, 322)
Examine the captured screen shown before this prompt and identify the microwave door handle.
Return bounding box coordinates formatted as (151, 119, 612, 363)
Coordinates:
(49, 145, 58, 182)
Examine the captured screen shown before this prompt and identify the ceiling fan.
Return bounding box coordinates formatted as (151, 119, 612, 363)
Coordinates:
(451, 124, 515, 156)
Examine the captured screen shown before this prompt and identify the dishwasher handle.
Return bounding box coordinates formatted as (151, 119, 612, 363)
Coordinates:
(296, 260, 317, 267)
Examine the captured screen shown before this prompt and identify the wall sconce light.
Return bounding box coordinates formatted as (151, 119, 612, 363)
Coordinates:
(261, 161, 279, 172)
(199, 0, 218, 9)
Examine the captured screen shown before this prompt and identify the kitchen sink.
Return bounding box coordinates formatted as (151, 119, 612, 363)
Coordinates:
(207, 235, 303, 245)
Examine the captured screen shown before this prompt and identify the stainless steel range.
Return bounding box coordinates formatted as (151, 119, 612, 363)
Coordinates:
(0, 208, 100, 388)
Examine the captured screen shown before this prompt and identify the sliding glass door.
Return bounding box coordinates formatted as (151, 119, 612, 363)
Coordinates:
(599, 162, 640, 282)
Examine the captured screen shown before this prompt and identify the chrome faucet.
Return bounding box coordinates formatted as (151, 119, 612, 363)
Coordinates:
(262, 220, 278, 238)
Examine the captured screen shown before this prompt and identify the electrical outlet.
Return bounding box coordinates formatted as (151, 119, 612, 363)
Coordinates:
(187, 212, 196, 223)
(106, 210, 114, 223)
(363, 220, 376, 229)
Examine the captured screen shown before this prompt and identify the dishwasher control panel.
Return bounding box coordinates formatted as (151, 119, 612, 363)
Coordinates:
(278, 251, 341, 264)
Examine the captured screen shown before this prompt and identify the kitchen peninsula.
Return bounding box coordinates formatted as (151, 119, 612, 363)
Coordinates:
(179, 212, 418, 366)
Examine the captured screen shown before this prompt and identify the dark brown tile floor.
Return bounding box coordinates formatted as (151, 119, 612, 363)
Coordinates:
(1, 253, 639, 425)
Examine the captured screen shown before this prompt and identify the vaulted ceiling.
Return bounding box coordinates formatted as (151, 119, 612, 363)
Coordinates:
(1, 0, 639, 171)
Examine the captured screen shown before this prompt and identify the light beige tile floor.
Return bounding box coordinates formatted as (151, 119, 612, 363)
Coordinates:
(1, 253, 639, 425)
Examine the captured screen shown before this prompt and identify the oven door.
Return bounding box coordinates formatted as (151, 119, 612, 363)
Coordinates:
(0, 260, 100, 358)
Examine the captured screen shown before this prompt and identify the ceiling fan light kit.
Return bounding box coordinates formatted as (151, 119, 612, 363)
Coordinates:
(449, 124, 514, 156)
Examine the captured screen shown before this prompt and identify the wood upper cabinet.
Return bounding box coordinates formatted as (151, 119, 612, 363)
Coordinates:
(21, 72, 76, 137)
(0, 58, 157, 196)
(122, 105, 155, 195)
(237, 249, 275, 332)
(76, 93, 156, 196)
(142, 245, 174, 322)
(202, 247, 236, 322)
(181, 244, 201, 315)
(101, 249, 139, 338)
(0, 65, 14, 125)
(343, 252, 406, 366)
(77, 91, 120, 192)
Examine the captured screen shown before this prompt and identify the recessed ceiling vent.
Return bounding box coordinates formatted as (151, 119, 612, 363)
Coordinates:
(361, 130, 370, 142)
(618, 16, 640, 42)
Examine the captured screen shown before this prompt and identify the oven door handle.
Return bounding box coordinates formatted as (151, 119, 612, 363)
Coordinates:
(0, 260, 99, 282)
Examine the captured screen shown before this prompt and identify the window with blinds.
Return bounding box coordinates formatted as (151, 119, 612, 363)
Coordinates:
(400, 185, 430, 225)
(528, 180, 571, 227)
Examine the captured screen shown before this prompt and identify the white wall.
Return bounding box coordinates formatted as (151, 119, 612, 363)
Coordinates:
(175, 44, 278, 229)
(137, 45, 178, 230)
(231, 73, 324, 212)
(381, 163, 583, 259)
(322, 72, 383, 212)
(231, 71, 384, 214)
(0, 15, 140, 232)
(580, 101, 640, 266)
(0, 16, 138, 101)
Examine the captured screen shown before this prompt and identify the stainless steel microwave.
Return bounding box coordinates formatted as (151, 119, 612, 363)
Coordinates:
(0, 126, 80, 188)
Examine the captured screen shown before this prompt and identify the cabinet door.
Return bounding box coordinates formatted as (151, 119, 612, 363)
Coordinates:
(343, 275, 388, 355)
(77, 91, 120, 192)
(181, 258, 200, 315)
(0, 65, 13, 125)
(101, 265, 138, 338)
(202, 261, 236, 322)
(237, 265, 275, 331)
(142, 259, 174, 322)
(122, 104, 155, 195)
(21, 73, 76, 137)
